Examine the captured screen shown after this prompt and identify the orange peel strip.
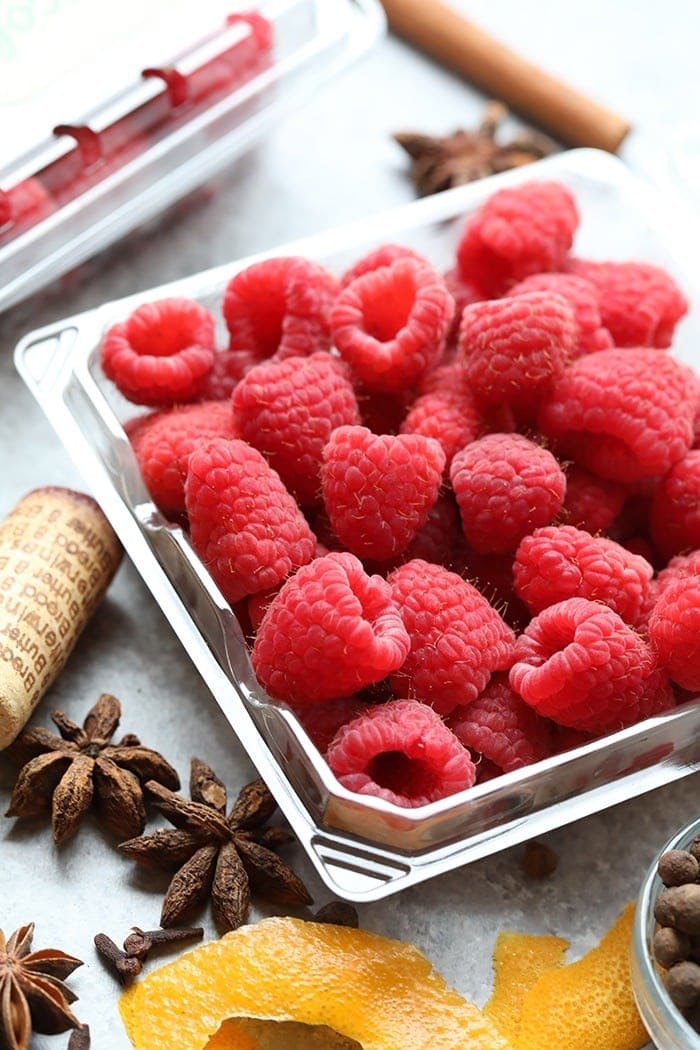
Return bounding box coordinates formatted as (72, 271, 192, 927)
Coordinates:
(515, 904, 649, 1050)
(484, 931, 569, 1043)
(119, 916, 513, 1050)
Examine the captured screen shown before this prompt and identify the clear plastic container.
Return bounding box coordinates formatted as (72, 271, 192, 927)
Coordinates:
(14, 148, 700, 902)
(632, 816, 700, 1050)
(0, 0, 384, 313)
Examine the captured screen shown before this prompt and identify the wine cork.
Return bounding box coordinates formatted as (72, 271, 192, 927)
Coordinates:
(0, 487, 122, 749)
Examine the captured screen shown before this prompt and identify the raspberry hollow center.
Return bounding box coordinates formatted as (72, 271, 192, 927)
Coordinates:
(367, 750, 438, 800)
(361, 270, 416, 342)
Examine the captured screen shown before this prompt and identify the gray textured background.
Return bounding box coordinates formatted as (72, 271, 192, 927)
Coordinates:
(1, 1, 699, 1046)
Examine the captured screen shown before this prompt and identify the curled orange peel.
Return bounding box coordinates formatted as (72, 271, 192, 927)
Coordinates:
(119, 916, 513, 1050)
(515, 904, 648, 1050)
(484, 931, 569, 1043)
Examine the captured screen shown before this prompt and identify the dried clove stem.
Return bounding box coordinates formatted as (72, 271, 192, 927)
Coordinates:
(122, 925, 204, 960)
(94, 933, 142, 986)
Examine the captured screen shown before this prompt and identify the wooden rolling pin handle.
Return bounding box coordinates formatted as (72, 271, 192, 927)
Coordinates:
(381, 0, 631, 153)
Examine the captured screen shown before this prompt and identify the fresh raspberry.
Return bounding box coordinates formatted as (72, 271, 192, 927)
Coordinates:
(650, 451, 700, 559)
(418, 363, 468, 397)
(400, 385, 481, 468)
(247, 587, 280, 633)
(456, 181, 579, 295)
(561, 464, 626, 534)
(450, 434, 566, 555)
(356, 387, 412, 435)
(101, 298, 215, 406)
(649, 577, 700, 690)
(539, 349, 696, 483)
(0, 178, 55, 234)
(506, 273, 613, 356)
(326, 699, 476, 807)
(388, 559, 515, 715)
(127, 400, 237, 516)
(460, 548, 529, 631)
(331, 258, 454, 392)
(223, 256, 337, 366)
(251, 552, 410, 705)
(513, 525, 653, 627)
(321, 426, 445, 561)
(296, 695, 371, 755)
(339, 244, 430, 288)
(185, 438, 315, 604)
(653, 551, 700, 604)
(458, 293, 577, 415)
(197, 346, 251, 400)
(232, 353, 359, 506)
(509, 597, 659, 732)
(567, 258, 688, 348)
(693, 393, 700, 449)
(448, 676, 554, 773)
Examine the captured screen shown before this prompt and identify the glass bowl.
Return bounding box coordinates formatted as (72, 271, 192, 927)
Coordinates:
(632, 815, 700, 1050)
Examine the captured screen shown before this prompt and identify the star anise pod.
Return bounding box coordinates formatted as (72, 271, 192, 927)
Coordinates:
(119, 760, 313, 932)
(0, 923, 83, 1050)
(5, 694, 180, 844)
(394, 101, 558, 196)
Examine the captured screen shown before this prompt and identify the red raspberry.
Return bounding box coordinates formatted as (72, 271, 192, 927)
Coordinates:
(223, 256, 337, 366)
(321, 426, 445, 561)
(509, 597, 659, 732)
(401, 494, 465, 569)
(101, 298, 216, 406)
(388, 560, 515, 715)
(650, 451, 700, 560)
(247, 587, 279, 633)
(443, 266, 485, 342)
(400, 385, 481, 467)
(448, 676, 554, 773)
(450, 434, 566, 555)
(198, 346, 251, 400)
(339, 243, 430, 288)
(562, 464, 626, 534)
(456, 181, 578, 295)
(127, 400, 237, 516)
(653, 551, 700, 604)
(251, 552, 410, 705)
(326, 699, 476, 807)
(649, 577, 700, 690)
(296, 695, 371, 755)
(185, 438, 315, 604)
(232, 353, 360, 507)
(419, 364, 516, 436)
(567, 258, 688, 348)
(513, 525, 653, 627)
(458, 293, 577, 415)
(539, 349, 696, 483)
(506, 273, 613, 356)
(331, 258, 454, 392)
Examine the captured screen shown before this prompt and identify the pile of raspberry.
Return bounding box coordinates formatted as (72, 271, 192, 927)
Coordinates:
(100, 177, 698, 810)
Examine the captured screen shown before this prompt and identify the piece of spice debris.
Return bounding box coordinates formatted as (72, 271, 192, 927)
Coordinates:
(0, 923, 83, 1050)
(5, 694, 179, 844)
(313, 902, 360, 928)
(522, 840, 559, 879)
(67, 1024, 91, 1049)
(94, 926, 203, 986)
(119, 760, 313, 932)
(394, 101, 558, 197)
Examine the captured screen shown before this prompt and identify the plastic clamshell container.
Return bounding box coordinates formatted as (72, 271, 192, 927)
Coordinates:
(633, 815, 700, 1049)
(0, 0, 384, 314)
(15, 149, 700, 902)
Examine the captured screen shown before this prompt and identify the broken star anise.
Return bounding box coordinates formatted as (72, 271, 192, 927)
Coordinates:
(119, 759, 313, 932)
(5, 694, 180, 845)
(0, 923, 83, 1050)
(394, 101, 558, 197)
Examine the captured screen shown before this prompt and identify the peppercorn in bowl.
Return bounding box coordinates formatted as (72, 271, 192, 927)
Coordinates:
(633, 815, 700, 1049)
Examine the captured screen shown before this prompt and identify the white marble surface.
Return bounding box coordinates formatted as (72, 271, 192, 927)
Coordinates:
(1, 1, 700, 1046)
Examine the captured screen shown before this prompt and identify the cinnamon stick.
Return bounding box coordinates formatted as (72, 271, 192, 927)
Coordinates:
(381, 0, 631, 153)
